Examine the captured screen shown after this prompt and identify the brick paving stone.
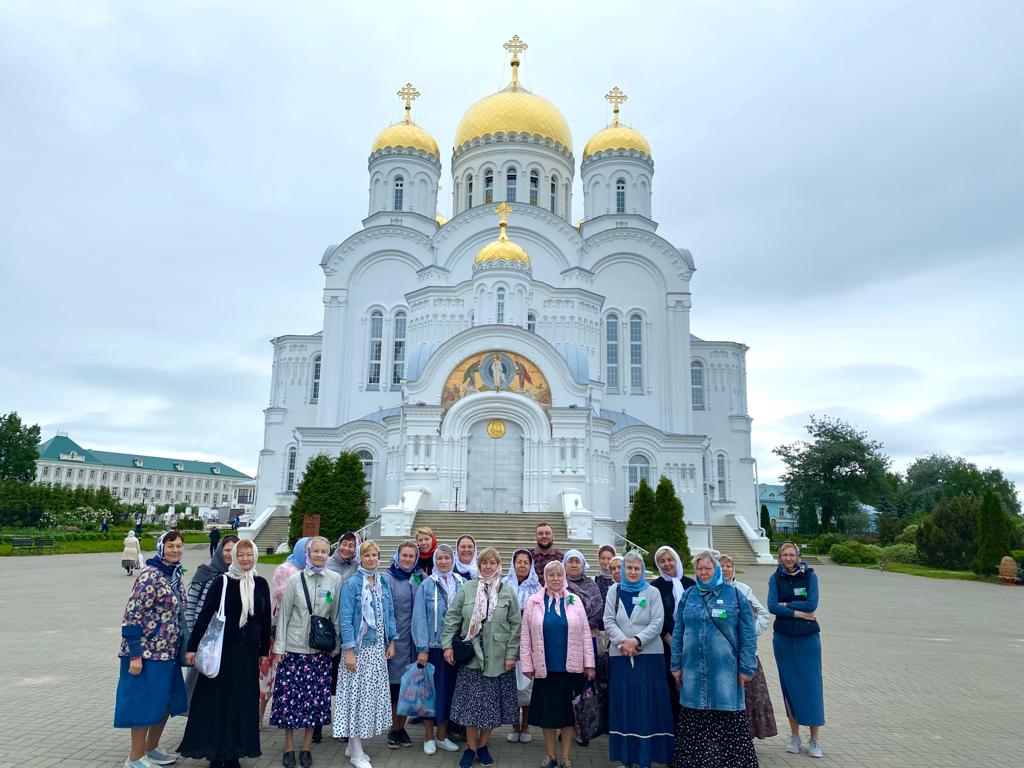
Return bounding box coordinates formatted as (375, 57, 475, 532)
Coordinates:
(2, 549, 1020, 767)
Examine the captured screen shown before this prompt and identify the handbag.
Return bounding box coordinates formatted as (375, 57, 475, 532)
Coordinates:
(573, 680, 601, 746)
(301, 574, 337, 653)
(195, 576, 228, 678)
(450, 632, 477, 665)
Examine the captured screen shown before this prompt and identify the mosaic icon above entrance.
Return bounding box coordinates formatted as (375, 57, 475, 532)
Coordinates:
(441, 350, 551, 414)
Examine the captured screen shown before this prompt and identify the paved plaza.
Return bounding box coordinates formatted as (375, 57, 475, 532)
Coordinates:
(1, 546, 1020, 768)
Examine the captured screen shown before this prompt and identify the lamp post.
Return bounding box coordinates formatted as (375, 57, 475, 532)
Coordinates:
(452, 479, 461, 513)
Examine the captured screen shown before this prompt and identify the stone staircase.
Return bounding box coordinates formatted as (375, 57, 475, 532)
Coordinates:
(253, 515, 291, 554)
(710, 525, 761, 566)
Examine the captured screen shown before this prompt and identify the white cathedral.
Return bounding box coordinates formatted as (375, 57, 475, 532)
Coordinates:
(251, 38, 770, 560)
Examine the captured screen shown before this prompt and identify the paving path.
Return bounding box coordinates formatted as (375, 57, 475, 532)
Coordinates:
(1, 547, 1020, 767)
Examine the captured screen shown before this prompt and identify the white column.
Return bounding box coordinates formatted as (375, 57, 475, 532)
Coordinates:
(665, 293, 693, 434)
(317, 289, 349, 427)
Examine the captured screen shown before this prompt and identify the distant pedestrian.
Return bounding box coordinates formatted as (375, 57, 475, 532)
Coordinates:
(121, 531, 142, 577)
(101, 518, 109, 533)
(209, 527, 221, 558)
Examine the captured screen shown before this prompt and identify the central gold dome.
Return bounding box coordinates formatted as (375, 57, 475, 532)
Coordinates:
(455, 83, 573, 152)
(475, 202, 531, 268)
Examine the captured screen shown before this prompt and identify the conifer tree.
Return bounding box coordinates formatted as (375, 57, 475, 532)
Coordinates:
(626, 478, 656, 558)
(760, 503, 772, 534)
(974, 490, 1011, 575)
(654, 476, 691, 567)
(288, 453, 335, 546)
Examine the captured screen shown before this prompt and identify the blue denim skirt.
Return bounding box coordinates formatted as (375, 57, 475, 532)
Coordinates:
(114, 656, 187, 728)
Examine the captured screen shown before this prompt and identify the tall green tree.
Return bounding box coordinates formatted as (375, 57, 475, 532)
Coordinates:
(626, 478, 656, 558)
(974, 490, 1012, 575)
(916, 495, 979, 570)
(653, 476, 691, 566)
(288, 453, 337, 546)
(326, 451, 369, 544)
(759, 504, 772, 533)
(0, 412, 41, 482)
(902, 454, 1020, 518)
(796, 505, 819, 536)
(773, 415, 890, 531)
(875, 497, 902, 545)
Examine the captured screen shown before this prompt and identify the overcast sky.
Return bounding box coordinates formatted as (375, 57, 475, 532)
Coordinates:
(2, 1, 1022, 502)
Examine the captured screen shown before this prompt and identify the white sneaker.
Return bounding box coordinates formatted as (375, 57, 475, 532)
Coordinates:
(125, 760, 149, 768)
(519, 731, 533, 744)
(786, 735, 801, 754)
(424, 740, 437, 755)
(809, 739, 823, 758)
(436, 738, 460, 752)
(344, 743, 352, 758)
(506, 732, 521, 743)
(145, 750, 178, 765)
(349, 755, 372, 768)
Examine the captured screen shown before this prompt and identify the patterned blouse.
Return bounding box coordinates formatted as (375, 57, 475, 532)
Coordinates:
(119, 566, 185, 661)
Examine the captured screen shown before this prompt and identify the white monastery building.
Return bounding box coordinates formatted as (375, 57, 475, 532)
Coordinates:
(251, 37, 771, 560)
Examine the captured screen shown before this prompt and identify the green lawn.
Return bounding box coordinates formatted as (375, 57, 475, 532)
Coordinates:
(845, 561, 995, 582)
(1, 531, 209, 556)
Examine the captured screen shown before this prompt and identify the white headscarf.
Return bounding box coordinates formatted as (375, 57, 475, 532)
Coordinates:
(431, 544, 462, 603)
(304, 536, 330, 576)
(655, 545, 687, 609)
(356, 542, 381, 646)
(467, 554, 502, 641)
(226, 539, 258, 627)
(455, 534, 478, 580)
(562, 548, 590, 573)
(503, 548, 541, 610)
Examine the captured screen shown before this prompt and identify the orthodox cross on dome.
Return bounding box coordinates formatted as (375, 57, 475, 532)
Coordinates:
(605, 86, 628, 126)
(503, 35, 528, 87)
(397, 82, 420, 124)
(494, 201, 513, 240)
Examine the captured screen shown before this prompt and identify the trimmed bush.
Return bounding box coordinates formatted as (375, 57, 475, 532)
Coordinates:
(829, 541, 882, 565)
(807, 532, 846, 555)
(895, 524, 919, 544)
(880, 543, 919, 564)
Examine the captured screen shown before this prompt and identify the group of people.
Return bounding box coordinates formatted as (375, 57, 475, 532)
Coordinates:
(115, 523, 825, 768)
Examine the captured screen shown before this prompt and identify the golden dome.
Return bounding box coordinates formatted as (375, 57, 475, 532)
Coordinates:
(475, 202, 531, 268)
(582, 86, 651, 161)
(371, 82, 439, 159)
(435, 213, 448, 226)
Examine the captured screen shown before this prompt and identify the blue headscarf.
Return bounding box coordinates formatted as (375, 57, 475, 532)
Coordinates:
(287, 537, 309, 570)
(387, 541, 419, 581)
(694, 550, 725, 592)
(618, 551, 649, 594)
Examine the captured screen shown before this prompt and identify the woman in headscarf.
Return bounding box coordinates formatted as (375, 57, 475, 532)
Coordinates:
(768, 541, 824, 758)
(520, 560, 595, 768)
(270, 537, 342, 768)
(503, 548, 541, 744)
(383, 541, 423, 748)
(114, 530, 189, 768)
(334, 540, 397, 768)
(562, 549, 603, 636)
(669, 550, 757, 768)
(412, 543, 464, 754)
(453, 534, 478, 581)
(442, 547, 522, 768)
(414, 527, 438, 575)
(186, 535, 239, 632)
(609, 555, 623, 584)
(178, 539, 272, 767)
(650, 545, 696, 722)
(595, 545, 617, 604)
(604, 551, 672, 768)
(720, 554, 776, 740)
(121, 529, 142, 576)
(318, 532, 361, 744)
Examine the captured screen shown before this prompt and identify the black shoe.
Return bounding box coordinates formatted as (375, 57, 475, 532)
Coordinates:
(282, 752, 296, 768)
(397, 729, 413, 748)
(299, 750, 312, 768)
(387, 731, 402, 749)
(339, 737, 349, 743)
(312, 725, 323, 744)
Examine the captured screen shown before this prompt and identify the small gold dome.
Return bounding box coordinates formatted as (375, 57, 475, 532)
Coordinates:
(435, 213, 448, 226)
(583, 123, 651, 160)
(456, 84, 572, 152)
(371, 82, 439, 159)
(475, 202, 531, 268)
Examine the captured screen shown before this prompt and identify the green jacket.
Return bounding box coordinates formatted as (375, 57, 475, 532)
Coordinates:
(441, 580, 522, 677)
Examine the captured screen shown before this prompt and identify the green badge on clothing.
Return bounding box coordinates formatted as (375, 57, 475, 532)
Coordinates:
(794, 587, 808, 597)
(711, 608, 728, 619)
(325, 590, 333, 604)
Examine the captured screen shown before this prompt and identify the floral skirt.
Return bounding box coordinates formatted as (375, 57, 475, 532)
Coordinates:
(672, 707, 758, 768)
(269, 652, 333, 730)
(744, 657, 777, 739)
(450, 667, 518, 729)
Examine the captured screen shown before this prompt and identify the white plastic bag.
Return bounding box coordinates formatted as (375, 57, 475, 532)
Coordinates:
(195, 576, 228, 678)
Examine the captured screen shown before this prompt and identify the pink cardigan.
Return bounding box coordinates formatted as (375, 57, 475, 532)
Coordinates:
(519, 590, 596, 678)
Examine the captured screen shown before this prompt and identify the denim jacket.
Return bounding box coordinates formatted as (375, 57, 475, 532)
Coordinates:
(670, 583, 757, 712)
(339, 571, 398, 652)
(411, 576, 462, 652)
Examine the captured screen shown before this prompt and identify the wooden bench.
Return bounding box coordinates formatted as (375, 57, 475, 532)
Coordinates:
(34, 536, 58, 551)
(10, 537, 35, 553)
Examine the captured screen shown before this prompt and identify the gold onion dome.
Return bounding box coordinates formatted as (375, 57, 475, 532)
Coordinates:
(371, 83, 439, 159)
(455, 36, 572, 152)
(475, 202, 530, 268)
(582, 86, 651, 160)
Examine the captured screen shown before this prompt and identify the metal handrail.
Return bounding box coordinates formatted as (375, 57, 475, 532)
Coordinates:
(591, 519, 648, 557)
(355, 517, 381, 541)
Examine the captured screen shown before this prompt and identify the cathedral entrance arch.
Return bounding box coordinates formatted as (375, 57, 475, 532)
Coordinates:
(466, 418, 523, 513)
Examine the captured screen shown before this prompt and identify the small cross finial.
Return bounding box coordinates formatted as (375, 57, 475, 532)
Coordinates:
(605, 86, 628, 125)
(503, 35, 528, 87)
(397, 83, 420, 123)
(494, 201, 513, 239)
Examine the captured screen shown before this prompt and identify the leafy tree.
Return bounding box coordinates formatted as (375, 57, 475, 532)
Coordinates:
(0, 412, 41, 482)
(653, 476, 691, 567)
(626, 478, 656, 559)
(287, 451, 368, 547)
(875, 498, 903, 545)
(916, 495, 979, 570)
(902, 454, 1020, 518)
(974, 490, 1012, 575)
(796, 505, 819, 536)
(288, 454, 336, 546)
(774, 416, 890, 531)
(759, 504, 772, 533)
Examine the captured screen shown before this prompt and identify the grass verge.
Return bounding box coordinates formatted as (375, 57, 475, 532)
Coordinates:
(1, 532, 209, 556)
(845, 561, 996, 582)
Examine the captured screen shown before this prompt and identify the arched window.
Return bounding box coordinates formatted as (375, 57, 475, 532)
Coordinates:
(629, 314, 643, 391)
(367, 310, 383, 388)
(496, 287, 505, 324)
(391, 312, 407, 386)
(484, 171, 494, 203)
(310, 354, 321, 403)
(691, 361, 705, 409)
(627, 454, 651, 504)
(606, 314, 620, 392)
(550, 175, 558, 212)
(529, 171, 539, 205)
(616, 177, 626, 214)
(357, 449, 374, 509)
(286, 447, 297, 492)
(506, 166, 517, 202)
(393, 176, 404, 211)
(716, 453, 728, 500)
(466, 174, 474, 209)
(527, 311, 536, 333)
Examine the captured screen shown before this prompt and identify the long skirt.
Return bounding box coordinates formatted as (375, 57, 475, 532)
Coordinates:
(427, 647, 457, 726)
(269, 652, 332, 731)
(529, 671, 584, 729)
(773, 632, 825, 727)
(608, 656, 674, 767)
(743, 657, 777, 739)
(177, 645, 262, 759)
(114, 657, 187, 728)
(661, 639, 681, 723)
(672, 707, 758, 768)
(450, 667, 518, 729)
(333, 637, 392, 739)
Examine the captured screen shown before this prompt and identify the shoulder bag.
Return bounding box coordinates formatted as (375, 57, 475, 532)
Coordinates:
(301, 573, 337, 653)
(195, 575, 228, 678)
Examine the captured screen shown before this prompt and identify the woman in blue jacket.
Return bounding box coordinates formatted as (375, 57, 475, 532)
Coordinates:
(670, 550, 757, 768)
(768, 541, 824, 759)
(332, 540, 397, 768)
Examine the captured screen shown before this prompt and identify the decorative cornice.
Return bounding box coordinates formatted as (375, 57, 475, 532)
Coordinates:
(583, 228, 694, 281)
(452, 132, 575, 170)
(321, 226, 434, 269)
(580, 147, 654, 171)
(472, 258, 532, 275)
(367, 146, 442, 172)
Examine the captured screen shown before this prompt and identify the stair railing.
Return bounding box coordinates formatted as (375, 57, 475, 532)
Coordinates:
(355, 517, 381, 542)
(591, 519, 648, 557)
